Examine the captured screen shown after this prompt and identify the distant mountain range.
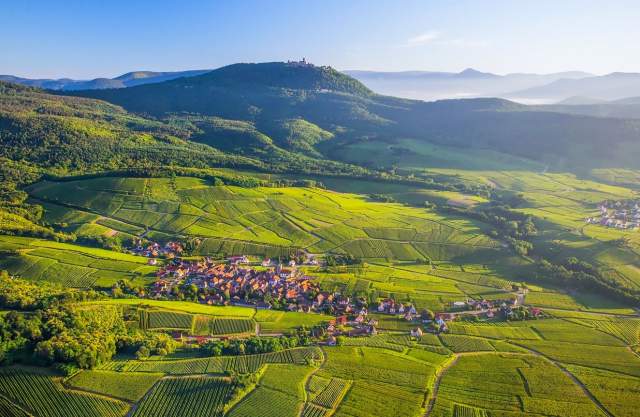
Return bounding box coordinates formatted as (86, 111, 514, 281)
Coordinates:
(0, 70, 210, 90)
(538, 95, 640, 119)
(7, 66, 640, 106)
(507, 72, 640, 103)
(344, 68, 593, 103)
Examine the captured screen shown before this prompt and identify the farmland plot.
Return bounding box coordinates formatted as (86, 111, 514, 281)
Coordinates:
(132, 376, 234, 417)
(194, 317, 256, 335)
(0, 367, 129, 417)
(430, 354, 603, 417)
(227, 364, 310, 417)
(25, 178, 502, 265)
(67, 370, 162, 401)
(139, 309, 194, 330)
(568, 365, 640, 417)
(316, 346, 442, 417)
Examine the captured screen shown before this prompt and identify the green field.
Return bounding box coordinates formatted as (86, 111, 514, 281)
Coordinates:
(0, 367, 129, 417)
(132, 376, 234, 417)
(0, 235, 156, 288)
(85, 299, 328, 334)
(430, 353, 605, 417)
(67, 370, 162, 401)
(4, 159, 640, 417)
(27, 177, 502, 263)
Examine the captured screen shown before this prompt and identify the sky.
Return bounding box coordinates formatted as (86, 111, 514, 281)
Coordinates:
(2, 0, 640, 79)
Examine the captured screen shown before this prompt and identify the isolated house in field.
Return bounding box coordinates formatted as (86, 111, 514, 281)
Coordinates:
(410, 327, 423, 338)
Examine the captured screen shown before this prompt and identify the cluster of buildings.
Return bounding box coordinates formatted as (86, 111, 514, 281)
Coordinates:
(152, 259, 318, 308)
(151, 258, 356, 315)
(286, 57, 314, 67)
(319, 311, 381, 345)
(132, 240, 184, 264)
(376, 299, 418, 320)
(585, 201, 640, 230)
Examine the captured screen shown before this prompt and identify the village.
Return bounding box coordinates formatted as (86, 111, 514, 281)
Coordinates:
(585, 200, 640, 230)
(133, 240, 541, 344)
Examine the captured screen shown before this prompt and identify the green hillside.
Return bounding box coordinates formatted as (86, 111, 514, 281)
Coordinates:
(1, 62, 640, 417)
(65, 62, 640, 171)
(25, 176, 501, 263)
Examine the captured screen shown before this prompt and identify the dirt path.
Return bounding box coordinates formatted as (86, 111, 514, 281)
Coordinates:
(424, 347, 614, 417)
(423, 354, 459, 416)
(510, 343, 614, 417)
(303, 347, 328, 400)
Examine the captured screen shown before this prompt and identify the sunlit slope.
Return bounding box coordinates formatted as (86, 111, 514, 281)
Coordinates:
(26, 177, 502, 262)
(431, 169, 640, 291)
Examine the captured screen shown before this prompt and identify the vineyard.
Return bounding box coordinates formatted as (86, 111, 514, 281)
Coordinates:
(341, 334, 408, 352)
(193, 316, 256, 335)
(301, 403, 328, 417)
(67, 370, 162, 401)
(227, 363, 309, 417)
(430, 353, 606, 417)
(438, 334, 496, 353)
(0, 367, 129, 417)
(98, 347, 323, 375)
(311, 378, 350, 408)
(139, 309, 195, 330)
(452, 404, 489, 417)
(0, 236, 154, 288)
(27, 178, 502, 265)
(132, 376, 234, 417)
(0, 396, 30, 417)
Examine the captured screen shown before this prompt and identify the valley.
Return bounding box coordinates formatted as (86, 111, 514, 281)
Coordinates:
(1, 60, 639, 417)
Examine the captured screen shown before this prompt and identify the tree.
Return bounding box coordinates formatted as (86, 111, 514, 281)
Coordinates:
(136, 345, 150, 360)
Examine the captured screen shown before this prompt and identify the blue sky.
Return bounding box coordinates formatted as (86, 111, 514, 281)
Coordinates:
(2, 0, 639, 78)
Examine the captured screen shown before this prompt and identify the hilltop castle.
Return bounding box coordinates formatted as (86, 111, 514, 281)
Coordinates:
(287, 57, 314, 67)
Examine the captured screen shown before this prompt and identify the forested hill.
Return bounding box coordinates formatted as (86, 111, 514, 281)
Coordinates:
(62, 62, 640, 171)
(65, 62, 374, 118)
(0, 80, 371, 178)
